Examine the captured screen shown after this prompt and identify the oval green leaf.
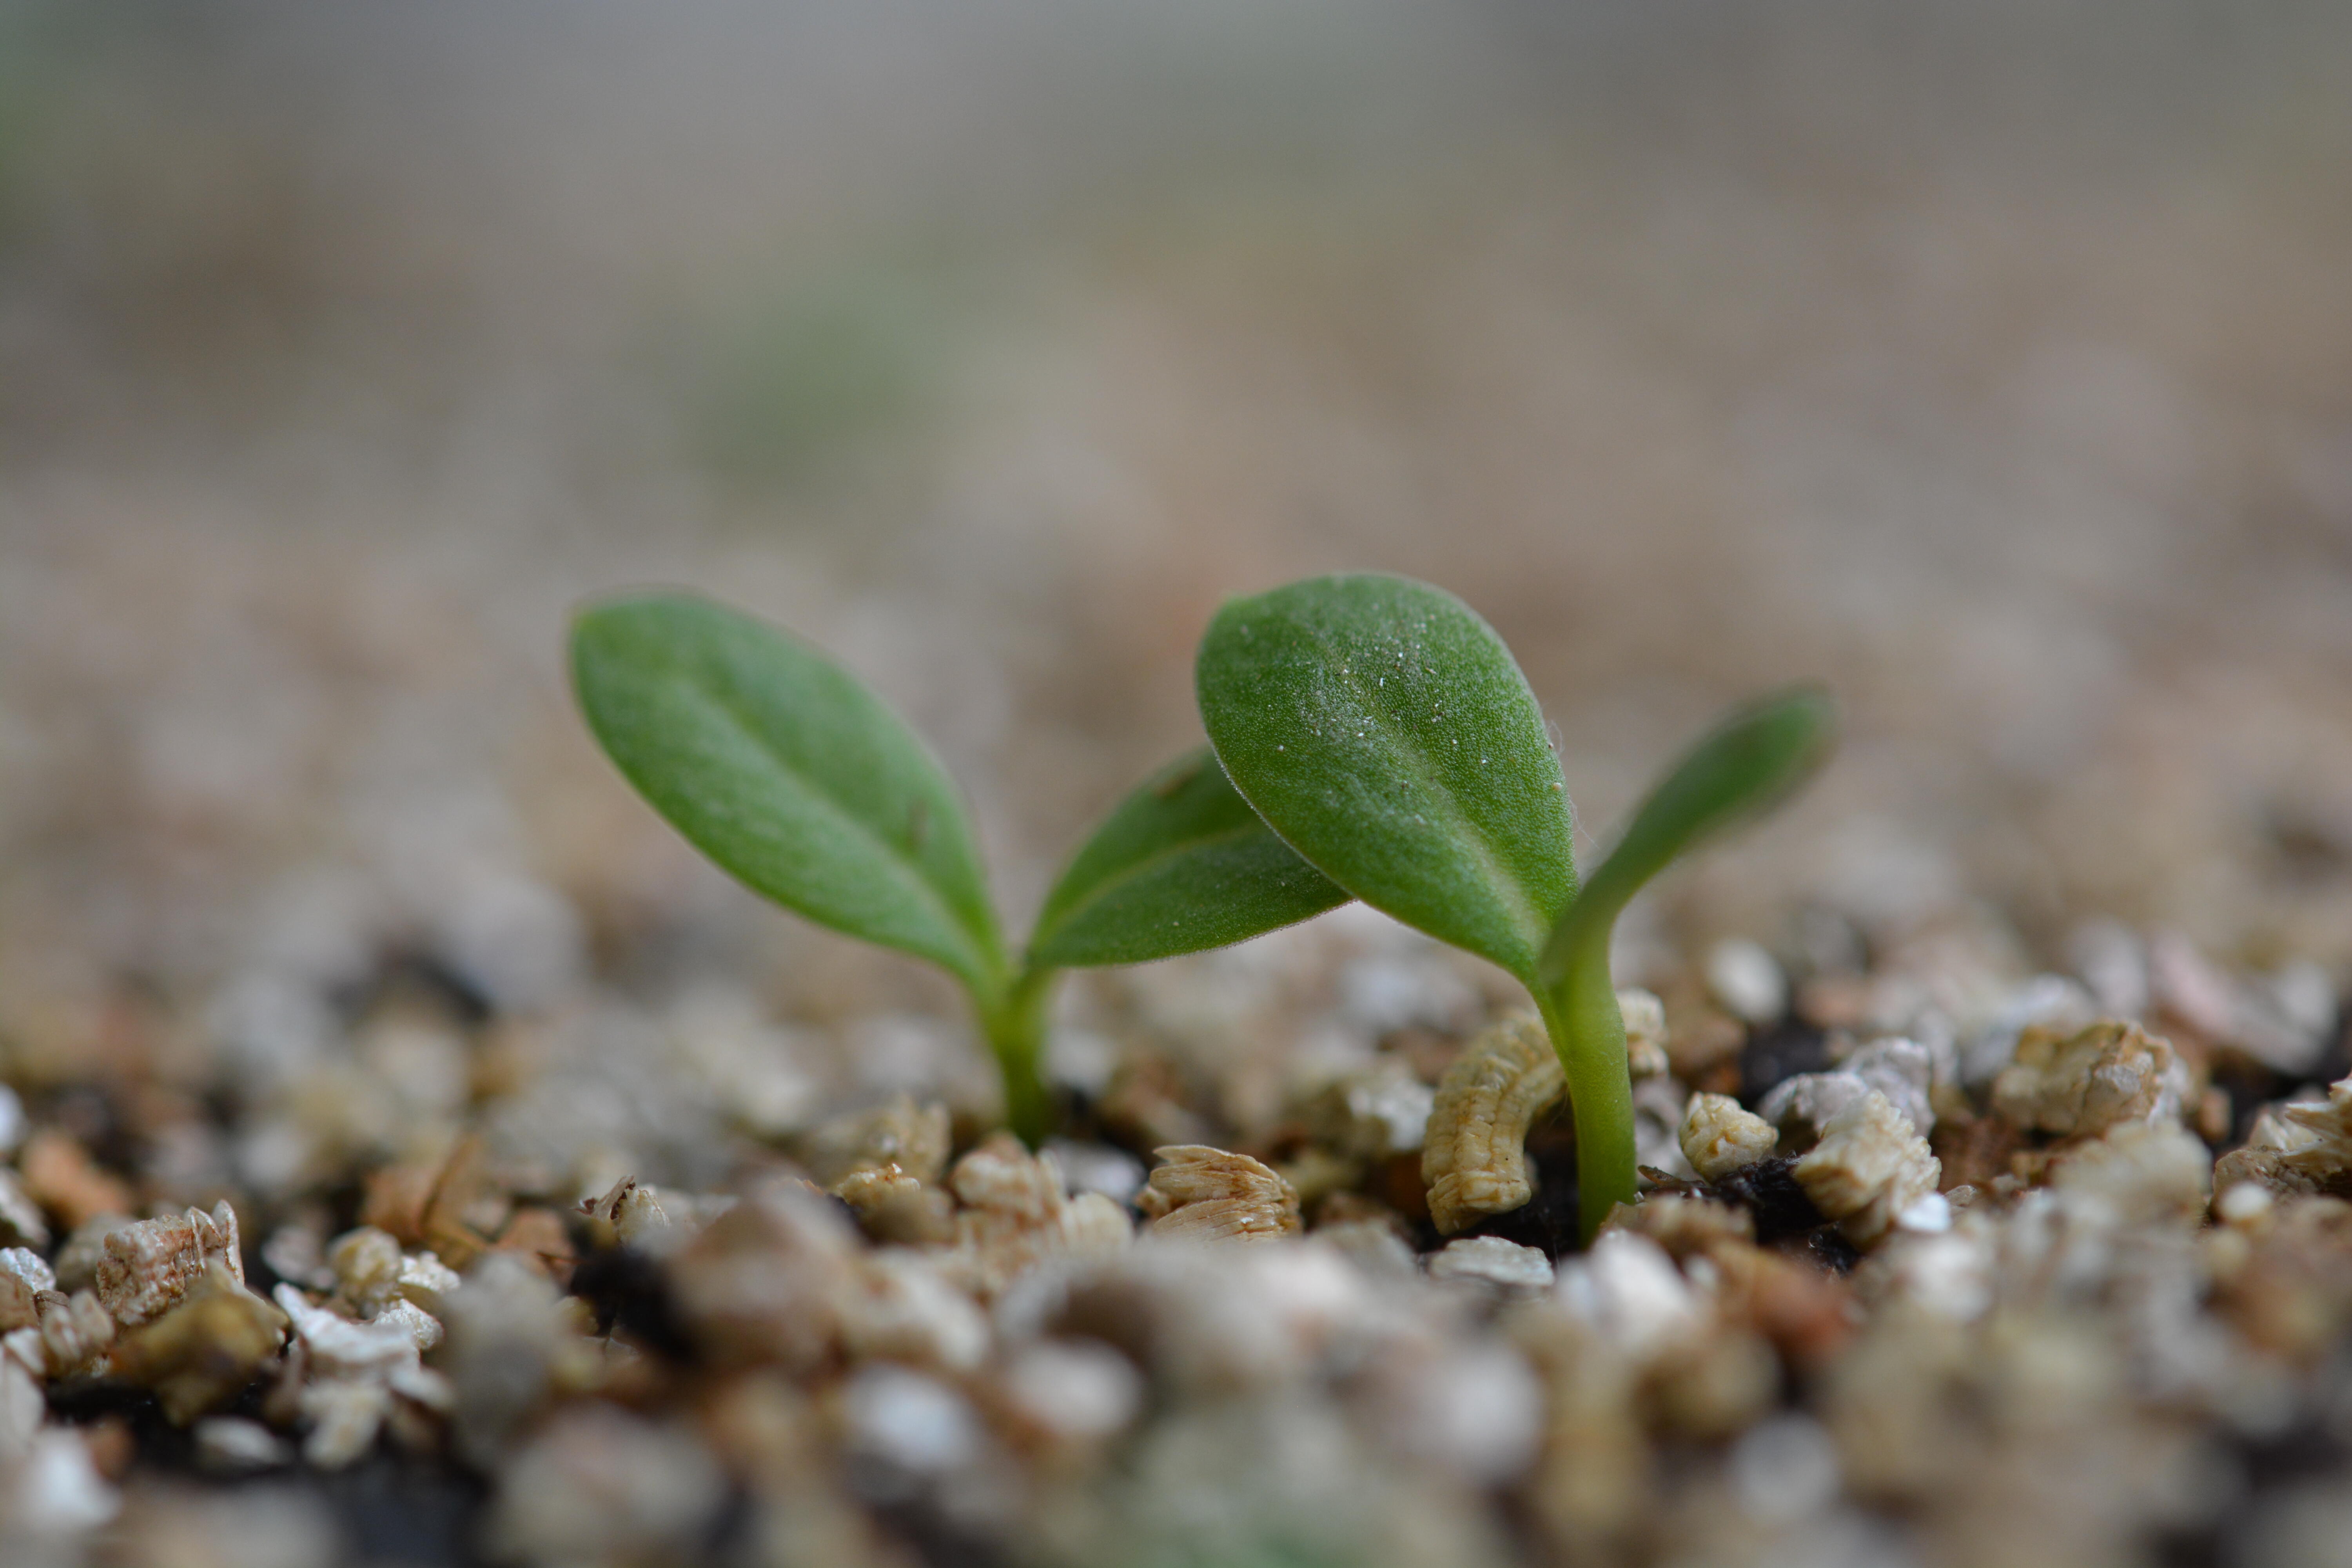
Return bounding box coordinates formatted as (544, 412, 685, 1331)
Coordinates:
(1027, 746, 1351, 968)
(1196, 573, 1574, 982)
(572, 592, 1004, 992)
(1540, 686, 1836, 986)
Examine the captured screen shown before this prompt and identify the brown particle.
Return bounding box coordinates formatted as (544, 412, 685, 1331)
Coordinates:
(2219, 1076, 2352, 1201)
(1512, 1311, 1651, 1557)
(697, 1370, 822, 1491)
(0, 1249, 52, 1332)
(107, 1262, 289, 1424)
(93, 1201, 245, 1330)
(326, 1227, 404, 1310)
(1793, 1089, 1941, 1248)
(1370, 1152, 1434, 1223)
(1420, 1014, 1563, 1235)
(1382, 1025, 1466, 1085)
(829, 1163, 955, 1246)
(19, 1131, 134, 1231)
(2196, 1085, 2233, 1143)
(1679, 1093, 1779, 1182)
(34, 1287, 116, 1376)
(1272, 1145, 1362, 1214)
(2210, 1195, 2352, 1359)
(359, 1162, 441, 1247)
(1710, 1240, 1858, 1368)
(1096, 1053, 1214, 1151)
(1136, 1144, 1301, 1241)
(933, 1135, 1132, 1296)
(493, 1207, 578, 1285)
(2212, 1144, 2324, 1201)
(1931, 1108, 2028, 1192)
(360, 1136, 511, 1271)
(1991, 1019, 2187, 1141)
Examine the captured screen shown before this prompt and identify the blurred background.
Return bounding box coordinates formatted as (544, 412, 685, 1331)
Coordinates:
(5, 0, 2352, 1059)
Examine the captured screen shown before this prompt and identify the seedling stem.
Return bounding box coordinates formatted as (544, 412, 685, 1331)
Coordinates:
(982, 963, 1058, 1147)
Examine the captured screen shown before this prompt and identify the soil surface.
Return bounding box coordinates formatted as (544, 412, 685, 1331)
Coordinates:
(4, 7, 2352, 1566)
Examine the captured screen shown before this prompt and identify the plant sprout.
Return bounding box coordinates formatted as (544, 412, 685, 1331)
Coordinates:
(1196, 572, 1833, 1240)
(572, 592, 1349, 1146)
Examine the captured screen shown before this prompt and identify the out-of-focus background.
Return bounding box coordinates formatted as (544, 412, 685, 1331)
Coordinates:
(5, 0, 2352, 1063)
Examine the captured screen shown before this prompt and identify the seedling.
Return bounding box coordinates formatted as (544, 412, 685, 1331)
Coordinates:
(570, 592, 1349, 1145)
(1196, 572, 1833, 1240)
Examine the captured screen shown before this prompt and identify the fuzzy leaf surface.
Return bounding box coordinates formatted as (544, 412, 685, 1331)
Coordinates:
(572, 592, 1003, 990)
(1196, 573, 1573, 981)
(1028, 746, 1350, 968)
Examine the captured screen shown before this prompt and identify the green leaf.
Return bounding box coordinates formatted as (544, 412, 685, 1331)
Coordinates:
(1196, 573, 1574, 982)
(1027, 746, 1351, 968)
(1535, 686, 1835, 1241)
(1540, 686, 1836, 985)
(571, 592, 1004, 993)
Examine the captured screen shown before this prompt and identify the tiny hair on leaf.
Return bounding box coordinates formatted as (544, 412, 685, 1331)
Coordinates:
(1195, 572, 1574, 984)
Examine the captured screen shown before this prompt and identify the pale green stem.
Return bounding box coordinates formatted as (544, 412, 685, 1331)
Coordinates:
(1535, 875, 1641, 1242)
(980, 963, 1059, 1148)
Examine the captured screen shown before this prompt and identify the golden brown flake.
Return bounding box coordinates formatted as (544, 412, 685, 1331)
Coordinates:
(33, 1288, 116, 1377)
(1706, 1238, 1858, 1369)
(326, 1227, 404, 1310)
(1420, 1014, 1563, 1236)
(1678, 1093, 1779, 1182)
(107, 1263, 288, 1424)
(1991, 1019, 2187, 1140)
(0, 1250, 51, 1334)
(933, 1135, 1132, 1297)
(2215, 1076, 2352, 1203)
(577, 1177, 674, 1250)
(491, 1207, 578, 1284)
(829, 1164, 955, 1246)
(1930, 1107, 2029, 1192)
(1135, 1145, 1301, 1241)
(2212, 1144, 2321, 1202)
(1794, 1089, 1942, 1249)
(92, 1202, 245, 1330)
(357, 1135, 510, 1270)
(2210, 1195, 2352, 1359)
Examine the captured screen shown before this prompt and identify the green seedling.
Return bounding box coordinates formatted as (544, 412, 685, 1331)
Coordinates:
(1196, 572, 1833, 1240)
(571, 591, 1349, 1145)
